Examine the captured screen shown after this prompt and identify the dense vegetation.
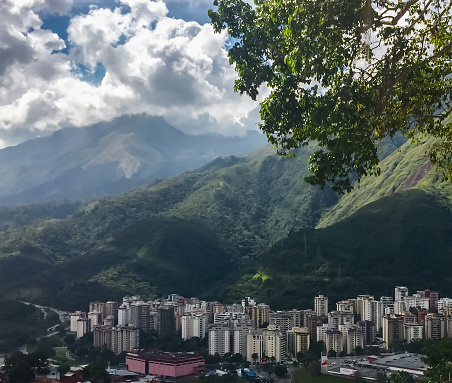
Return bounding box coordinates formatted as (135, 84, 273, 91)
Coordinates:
(0, 144, 337, 309)
(0, 300, 60, 353)
(0, 137, 450, 315)
(226, 189, 452, 309)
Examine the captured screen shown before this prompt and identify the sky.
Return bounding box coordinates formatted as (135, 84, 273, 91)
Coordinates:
(0, 0, 262, 149)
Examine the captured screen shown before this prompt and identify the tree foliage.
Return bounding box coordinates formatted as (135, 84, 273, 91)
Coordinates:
(3, 351, 49, 383)
(209, 0, 452, 192)
(422, 338, 452, 382)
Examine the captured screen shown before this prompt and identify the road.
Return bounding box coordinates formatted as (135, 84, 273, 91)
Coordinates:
(15, 300, 70, 354)
(19, 300, 69, 323)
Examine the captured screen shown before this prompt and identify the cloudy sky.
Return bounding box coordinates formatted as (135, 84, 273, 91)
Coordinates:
(0, 0, 263, 149)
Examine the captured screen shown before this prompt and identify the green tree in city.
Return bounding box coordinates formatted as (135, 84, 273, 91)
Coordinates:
(82, 362, 110, 383)
(422, 338, 452, 382)
(209, 0, 452, 193)
(387, 371, 415, 383)
(273, 364, 288, 378)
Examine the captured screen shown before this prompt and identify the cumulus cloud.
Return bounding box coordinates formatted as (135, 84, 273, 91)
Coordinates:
(0, 0, 264, 148)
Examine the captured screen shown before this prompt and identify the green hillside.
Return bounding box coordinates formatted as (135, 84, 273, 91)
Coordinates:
(0, 144, 337, 310)
(318, 138, 452, 228)
(227, 188, 452, 310)
(1, 137, 451, 313)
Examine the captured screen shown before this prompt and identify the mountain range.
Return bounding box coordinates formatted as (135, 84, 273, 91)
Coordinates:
(0, 114, 267, 206)
(0, 124, 451, 312)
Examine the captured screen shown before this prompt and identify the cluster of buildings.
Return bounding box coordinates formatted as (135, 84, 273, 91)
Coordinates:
(68, 286, 452, 361)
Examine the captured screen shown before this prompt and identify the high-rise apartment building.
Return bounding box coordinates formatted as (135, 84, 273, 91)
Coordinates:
(208, 323, 232, 356)
(395, 286, 409, 302)
(382, 315, 404, 349)
(314, 295, 328, 317)
(246, 304, 270, 328)
(182, 313, 210, 340)
(425, 313, 446, 340)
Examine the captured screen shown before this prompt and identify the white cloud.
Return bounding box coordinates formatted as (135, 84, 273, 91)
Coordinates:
(0, 0, 263, 148)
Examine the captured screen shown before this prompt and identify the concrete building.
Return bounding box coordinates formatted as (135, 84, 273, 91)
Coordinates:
(290, 309, 318, 340)
(158, 306, 175, 337)
(182, 313, 210, 340)
(404, 295, 430, 312)
(93, 325, 112, 349)
(70, 311, 86, 332)
(117, 305, 129, 326)
(233, 323, 254, 357)
(293, 327, 310, 356)
(126, 351, 205, 378)
(89, 301, 106, 318)
(88, 311, 102, 327)
(336, 300, 355, 313)
(418, 290, 439, 312)
(346, 326, 364, 355)
(246, 303, 270, 328)
(246, 325, 282, 363)
(404, 323, 423, 343)
(315, 295, 328, 317)
(325, 329, 343, 354)
(382, 315, 404, 349)
(437, 298, 452, 312)
(263, 325, 282, 362)
(317, 324, 330, 343)
(208, 323, 231, 356)
(328, 311, 354, 330)
(425, 313, 446, 340)
(395, 286, 409, 302)
(270, 311, 291, 338)
(111, 325, 140, 354)
(105, 301, 118, 319)
(131, 302, 150, 332)
(358, 320, 376, 345)
(76, 318, 90, 339)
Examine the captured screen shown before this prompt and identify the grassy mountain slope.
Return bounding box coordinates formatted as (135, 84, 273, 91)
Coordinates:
(0, 144, 337, 310)
(318, 138, 452, 228)
(227, 188, 452, 310)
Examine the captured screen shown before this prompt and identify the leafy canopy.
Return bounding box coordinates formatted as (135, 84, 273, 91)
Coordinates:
(209, 0, 452, 192)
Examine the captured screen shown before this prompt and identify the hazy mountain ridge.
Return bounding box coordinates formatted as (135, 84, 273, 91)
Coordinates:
(0, 115, 267, 206)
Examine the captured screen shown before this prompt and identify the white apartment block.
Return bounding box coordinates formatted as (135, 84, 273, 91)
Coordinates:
(182, 313, 210, 340)
(437, 298, 452, 312)
(404, 324, 423, 343)
(76, 318, 90, 339)
(233, 323, 253, 356)
(315, 295, 328, 317)
(270, 311, 291, 337)
(363, 299, 383, 331)
(70, 311, 85, 332)
(246, 326, 282, 363)
(226, 303, 245, 313)
(395, 286, 409, 302)
(328, 311, 354, 330)
(88, 311, 102, 327)
(263, 325, 282, 362)
(404, 295, 430, 311)
(117, 305, 129, 326)
(346, 326, 364, 355)
(336, 300, 355, 313)
(209, 323, 231, 356)
(111, 325, 140, 355)
(325, 329, 343, 354)
(317, 324, 330, 342)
